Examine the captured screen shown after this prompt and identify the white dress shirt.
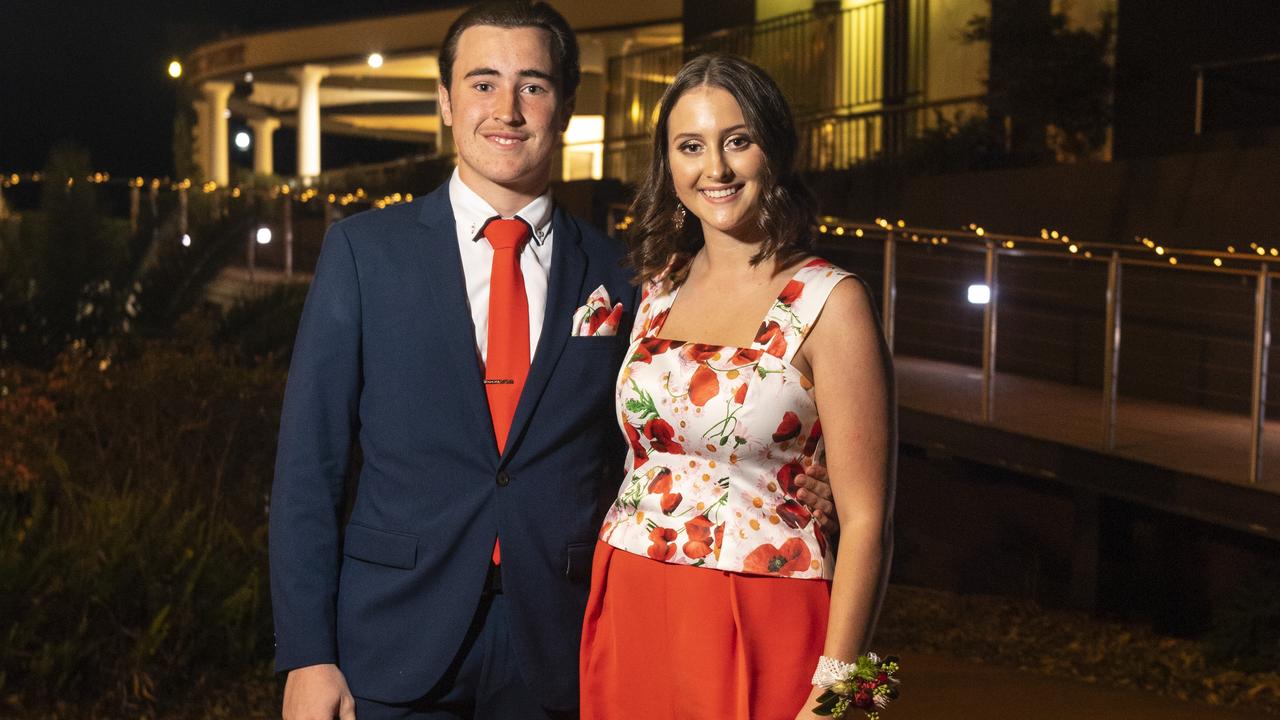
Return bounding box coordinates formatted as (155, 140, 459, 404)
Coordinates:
(448, 168, 555, 364)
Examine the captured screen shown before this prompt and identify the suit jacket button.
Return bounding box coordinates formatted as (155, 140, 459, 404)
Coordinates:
(496, 471, 510, 487)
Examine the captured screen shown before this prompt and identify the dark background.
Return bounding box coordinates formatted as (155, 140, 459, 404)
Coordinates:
(0, 1, 466, 177)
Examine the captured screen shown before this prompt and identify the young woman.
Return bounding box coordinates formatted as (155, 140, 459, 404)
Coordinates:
(580, 54, 896, 719)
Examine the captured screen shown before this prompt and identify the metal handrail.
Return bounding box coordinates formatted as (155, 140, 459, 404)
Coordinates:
(821, 218, 1274, 483)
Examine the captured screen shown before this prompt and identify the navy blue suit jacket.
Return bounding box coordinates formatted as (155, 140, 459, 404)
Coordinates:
(269, 182, 636, 710)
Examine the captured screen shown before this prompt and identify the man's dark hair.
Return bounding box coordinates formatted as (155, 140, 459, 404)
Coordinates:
(439, 1, 581, 100)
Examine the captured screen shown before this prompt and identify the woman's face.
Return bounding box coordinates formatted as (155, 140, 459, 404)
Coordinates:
(666, 85, 767, 241)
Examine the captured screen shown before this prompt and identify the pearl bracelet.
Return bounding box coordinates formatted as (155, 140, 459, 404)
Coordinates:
(811, 654, 858, 687)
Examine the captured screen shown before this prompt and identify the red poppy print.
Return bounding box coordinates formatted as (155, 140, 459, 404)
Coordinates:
(743, 537, 812, 576)
(587, 305, 611, 335)
(728, 347, 763, 367)
(776, 459, 804, 495)
(643, 418, 682, 453)
(632, 337, 679, 364)
(778, 279, 804, 306)
(688, 364, 719, 407)
(660, 492, 683, 514)
(713, 522, 725, 560)
(802, 419, 823, 456)
(733, 383, 748, 405)
(777, 499, 812, 529)
(772, 411, 801, 443)
(755, 320, 787, 357)
(624, 423, 648, 468)
(804, 258, 827, 269)
(647, 467, 673, 494)
(682, 515, 714, 559)
(681, 343, 721, 363)
(647, 527, 677, 561)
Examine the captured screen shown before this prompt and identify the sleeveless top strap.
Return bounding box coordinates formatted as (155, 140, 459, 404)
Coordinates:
(751, 258, 855, 365)
(631, 278, 679, 343)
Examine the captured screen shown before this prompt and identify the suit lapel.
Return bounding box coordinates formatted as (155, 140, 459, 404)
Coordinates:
(501, 205, 586, 462)
(412, 186, 499, 454)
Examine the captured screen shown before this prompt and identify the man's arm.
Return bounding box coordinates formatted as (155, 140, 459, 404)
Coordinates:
(269, 222, 363, 716)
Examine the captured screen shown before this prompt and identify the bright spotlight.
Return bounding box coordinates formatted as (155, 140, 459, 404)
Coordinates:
(235, 131, 251, 150)
(256, 227, 273, 245)
(967, 284, 990, 305)
(181, 234, 192, 247)
(367, 53, 384, 69)
(167, 60, 183, 79)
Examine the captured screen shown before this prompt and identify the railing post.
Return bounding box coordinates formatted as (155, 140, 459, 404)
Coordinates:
(1194, 67, 1205, 136)
(1103, 252, 1122, 450)
(178, 184, 189, 240)
(129, 183, 140, 233)
(882, 229, 896, 352)
(283, 194, 294, 278)
(982, 239, 999, 422)
(1250, 263, 1270, 484)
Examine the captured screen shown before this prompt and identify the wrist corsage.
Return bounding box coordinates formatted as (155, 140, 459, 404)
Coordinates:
(810, 653, 901, 719)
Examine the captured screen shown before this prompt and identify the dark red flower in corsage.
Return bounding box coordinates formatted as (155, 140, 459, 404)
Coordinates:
(660, 492, 683, 515)
(772, 411, 801, 443)
(682, 515, 714, 559)
(778, 279, 804, 306)
(755, 320, 787, 357)
(777, 499, 812, 529)
(647, 466, 673, 494)
(688, 364, 719, 407)
(776, 459, 805, 495)
(743, 537, 811, 576)
(647, 526, 677, 561)
(643, 418, 682, 453)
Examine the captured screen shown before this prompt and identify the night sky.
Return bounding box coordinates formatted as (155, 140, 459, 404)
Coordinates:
(0, 1, 462, 177)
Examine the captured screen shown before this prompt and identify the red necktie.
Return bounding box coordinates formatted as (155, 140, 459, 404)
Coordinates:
(483, 217, 531, 565)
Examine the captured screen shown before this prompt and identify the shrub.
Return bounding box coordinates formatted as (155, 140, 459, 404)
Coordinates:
(0, 343, 284, 717)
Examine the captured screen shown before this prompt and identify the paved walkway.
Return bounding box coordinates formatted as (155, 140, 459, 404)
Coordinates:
(896, 355, 1280, 493)
(898, 652, 1274, 719)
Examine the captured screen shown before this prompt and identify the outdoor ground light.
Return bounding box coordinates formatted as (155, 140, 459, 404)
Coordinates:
(256, 227, 272, 245)
(967, 284, 990, 304)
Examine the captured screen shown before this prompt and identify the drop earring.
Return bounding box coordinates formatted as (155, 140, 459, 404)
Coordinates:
(673, 202, 687, 231)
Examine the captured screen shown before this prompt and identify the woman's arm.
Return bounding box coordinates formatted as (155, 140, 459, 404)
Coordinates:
(803, 277, 896, 669)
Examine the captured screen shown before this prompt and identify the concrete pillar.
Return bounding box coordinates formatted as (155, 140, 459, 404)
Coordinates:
(201, 81, 235, 186)
(249, 117, 281, 176)
(293, 65, 329, 183)
(191, 99, 209, 182)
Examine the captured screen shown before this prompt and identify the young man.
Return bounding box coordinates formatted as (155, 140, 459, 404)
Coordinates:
(270, 3, 836, 719)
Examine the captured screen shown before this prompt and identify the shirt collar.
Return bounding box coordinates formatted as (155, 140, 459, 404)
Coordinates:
(448, 168, 553, 245)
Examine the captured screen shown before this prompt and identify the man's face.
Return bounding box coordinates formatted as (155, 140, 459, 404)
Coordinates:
(439, 25, 573, 201)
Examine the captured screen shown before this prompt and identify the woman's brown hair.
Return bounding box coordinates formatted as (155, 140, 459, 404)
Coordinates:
(627, 53, 816, 287)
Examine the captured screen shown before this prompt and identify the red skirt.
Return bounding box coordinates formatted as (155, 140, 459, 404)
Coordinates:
(580, 541, 830, 720)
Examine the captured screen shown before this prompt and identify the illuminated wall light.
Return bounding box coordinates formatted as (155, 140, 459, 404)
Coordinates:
(1084, 251, 1093, 258)
(1228, 246, 1236, 253)
(855, 228, 863, 237)
(256, 227, 273, 245)
(1251, 242, 1258, 248)
(181, 234, 192, 247)
(967, 284, 991, 305)
(1271, 248, 1278, 257)
(819, 224, 828, 233)
(896, 219, 905, 228)
(1155, 246, 1165, 255)
(1258, 247, 1267, 256)
(1168, 257, 1178, 265)
(1213, 258, 1223, 267)
(975, 227, 985, 236)
(1041, 229, 1049, 239)
(1050, 230, 1060, 239)
(835, 227, 845, 235)
(1062, 235, 1070, 243)
(1068, 244, 1079, 254)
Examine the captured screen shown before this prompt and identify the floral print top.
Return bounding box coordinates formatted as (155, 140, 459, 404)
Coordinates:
(600, 258, 854, 579)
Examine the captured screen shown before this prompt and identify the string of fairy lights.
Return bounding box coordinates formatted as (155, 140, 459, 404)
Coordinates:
(3, 171, 1276, 270)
